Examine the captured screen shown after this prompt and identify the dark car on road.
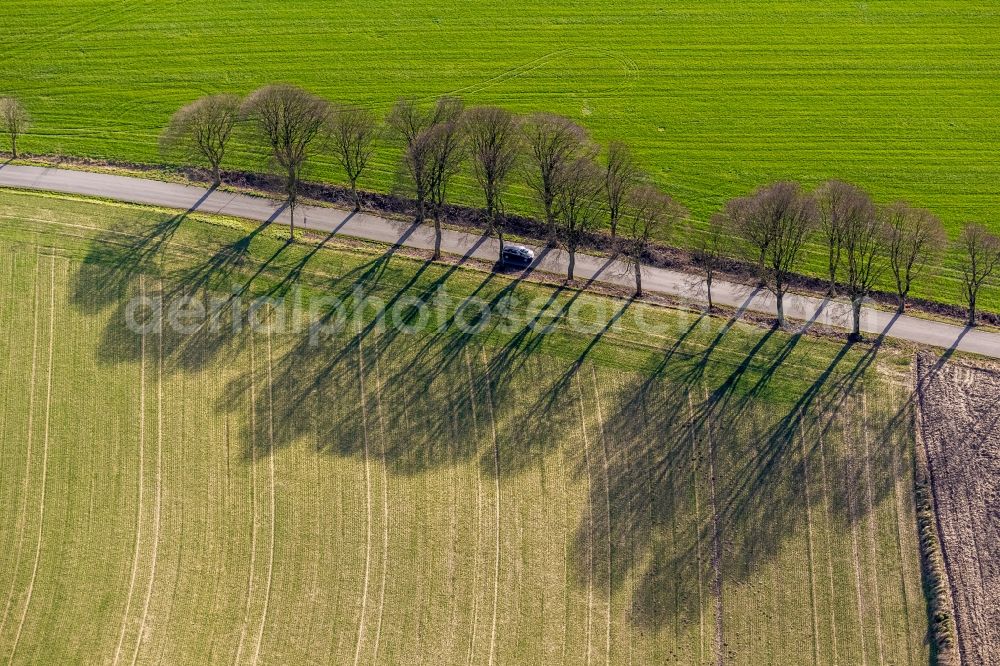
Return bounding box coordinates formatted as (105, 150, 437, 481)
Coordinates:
(500, 244, 534, 269)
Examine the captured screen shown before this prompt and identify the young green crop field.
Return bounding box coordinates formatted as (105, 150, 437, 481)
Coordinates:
(0, 189, 930, 664)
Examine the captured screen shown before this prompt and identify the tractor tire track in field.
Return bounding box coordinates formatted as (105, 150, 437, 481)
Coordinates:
(845, 416, 870, 666)
(10, 258, 56, 663)
(112, 275, 147, 666)
(233, 328, 259, 666)
(464, 355, 483, 666)
(352, 337, 374, 666)
(371, 353, 390, 664)
(703, 390, 723, 666)
(860, 391, 887, 666)
(251, 326, 277, 665)
(799, 425, 821, 666)
(0, 252, 41, 643)
(9, 257, 56, 662)
(590, 367, 612, 666)
(687, 394, 706, 664)
(890, 431, 917, 666)
(129, 279, 165, 666)
(575, 376, 595, 666)
(479, 351, 501, 666)
(818, 419, 841, 666)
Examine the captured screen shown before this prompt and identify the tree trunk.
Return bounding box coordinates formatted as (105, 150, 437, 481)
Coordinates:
(634, 263, 642, 297)
(775, 293, 785, 327)
(288, 203, 295, 240)
(351, 182, 360, 212)
(610, 214, 618, 240)
(851, 297, 863, 340)
(416, 196, 425, 224)
(896, 292, 907, 314)
(567, 249, 575, 282)
(10, 133, 16, 159)
(433, 215, 442, 261)
(968, 292, 977, 327)
(497, 227, 505, 255)
(706, 273, 714, 311)
(211, 163, 221, 187)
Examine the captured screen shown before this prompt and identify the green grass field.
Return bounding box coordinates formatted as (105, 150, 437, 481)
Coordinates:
(4, 1, 1000, 311)
(0, 190, 930, 663)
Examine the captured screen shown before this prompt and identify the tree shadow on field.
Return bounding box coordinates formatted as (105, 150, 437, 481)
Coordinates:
(565, 320, 912, 636)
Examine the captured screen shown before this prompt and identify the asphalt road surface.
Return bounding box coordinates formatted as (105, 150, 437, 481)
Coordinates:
(2, 164, 998, 359)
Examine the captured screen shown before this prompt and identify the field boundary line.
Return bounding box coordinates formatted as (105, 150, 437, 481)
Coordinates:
(0, 251, 41, 642)
(9, 257, 56, 662)
(130, 278, 165, 666)
(251, 326, 276, 665)
(352, 337, 374, 666)
(590, 367, 612, 666)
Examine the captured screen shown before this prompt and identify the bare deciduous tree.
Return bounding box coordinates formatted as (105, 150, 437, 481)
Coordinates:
(836, 187, 884, 339)
(424, 119, 467, 260)
(816, 180, 870, 297)
(555, 157, 604, 281)
(622, 185, 686, 296)
(465, 106, 521, 252)
(0, 96, 31, 159)
(160, 94, 240, 186)
(604, 140, 642, 241)
(882, 202, 947, 312)
(725, 189, 774, 284)
(242, 84, 330, 239)
(729, 182, 817, 327)
(958, 223, 1000, 326)
(328, 105, 378, 212)
(522, 113, 591, 245)
(694, 213, 730, 311)
(387, 96, 463, 223)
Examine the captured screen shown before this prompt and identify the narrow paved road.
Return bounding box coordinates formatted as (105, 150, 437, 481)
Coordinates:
(2, 164, 998, 359)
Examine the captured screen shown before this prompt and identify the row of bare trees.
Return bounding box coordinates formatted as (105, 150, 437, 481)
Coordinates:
(160, 86, 1000, 329)
(161, 87, 686, 279)
(714, 180, 1000, 333)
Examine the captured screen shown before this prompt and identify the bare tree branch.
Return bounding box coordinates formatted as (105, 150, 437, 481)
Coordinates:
(835, 185, 884, 339)
(387, 96, 463, 224)
(464, 106, 521, 252)
(604, 140, 642, 241)
(160, 93, 240, 186)
(424, 118, 467, 260)
(694, 213, 731, 311)
(815, 179, 870, 297)
(622, 185, 686, 296)
(522, 113, 592, 245)
(727, 182, 817, 327)
(241, 84, 330, 239)
(328, 105, 378, 212)
(958, 223, 1000, 326)
(883, 202, 947, 312)
(555, 157, 604, 281)
(0, 96, 31, 159)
